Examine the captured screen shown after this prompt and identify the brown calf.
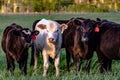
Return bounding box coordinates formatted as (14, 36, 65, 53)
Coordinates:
(1, 23, 39, 75)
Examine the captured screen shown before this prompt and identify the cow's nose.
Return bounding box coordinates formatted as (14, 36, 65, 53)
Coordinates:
(48, 38, 54, 43)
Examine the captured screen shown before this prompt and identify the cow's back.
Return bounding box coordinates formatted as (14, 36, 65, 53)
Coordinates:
(2, 26, 12, 53)
(2, 25, 22, 53)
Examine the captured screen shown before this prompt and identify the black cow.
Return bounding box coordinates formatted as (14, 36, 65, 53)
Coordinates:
(1, 23, 39, 75)
(96, 18, 120, 73)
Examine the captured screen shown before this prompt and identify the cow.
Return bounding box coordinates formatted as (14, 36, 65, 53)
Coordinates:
(62, 18, 98, 73)
(1, 23, 39, 75)
(73, 18, 98, 73)
(31, 19, 67, 77)
(95, 18, 120, 73)
(30, 19, 69, 66)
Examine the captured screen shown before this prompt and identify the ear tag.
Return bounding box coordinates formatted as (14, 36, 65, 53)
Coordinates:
(31, 35, 36, 40)
(94, 25, 100, 32)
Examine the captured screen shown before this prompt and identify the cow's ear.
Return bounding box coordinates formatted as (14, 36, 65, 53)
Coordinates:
(13, 30, 21, 36)
(60, 24, 68, 33)
(32, 30, 39, 35)
(74, 19, 82, 25)
(37, 24, 46, 29)
(96, 18, 101, 21)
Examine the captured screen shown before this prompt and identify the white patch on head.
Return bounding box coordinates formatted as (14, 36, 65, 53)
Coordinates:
(22, 30, 31, 35)
(47, 21, 60, 42)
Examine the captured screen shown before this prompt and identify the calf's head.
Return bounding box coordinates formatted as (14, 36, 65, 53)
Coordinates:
(13, 28, 39, 48)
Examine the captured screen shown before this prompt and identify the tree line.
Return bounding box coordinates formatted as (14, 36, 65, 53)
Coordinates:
(0, 0, 120, 13)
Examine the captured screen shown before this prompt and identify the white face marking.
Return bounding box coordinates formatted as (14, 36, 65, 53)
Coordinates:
(47, 22, 59, 42)
(22, 30, 31, 35)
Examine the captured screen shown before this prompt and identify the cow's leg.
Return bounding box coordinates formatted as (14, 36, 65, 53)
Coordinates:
(42, 50, 49, 77)
(85, 59, 91, 73)
(30, 45, 39, 69)
(107, 60, 112, 71)
(6, 53, 15, 74)
(66, 48, 71, 71)
(85, 50, 93, 73)
(97, 54, 112, 73)
(78, 59, 82, 72)
(34, 49, 39, 69)
(96, 53, 104, 73)
(96, 46, 113, 73)
(104, 58, 112, 72)
(99, 59, 105, 73)
(30, 45, 35, 66)
(19, 61, 27, 75)
(73, 53, 80, 73)
(54, 53, 60, 77)
(96, 48, 107, 73)
(34, 52, 39, 69)
(19, 54, 28, 75)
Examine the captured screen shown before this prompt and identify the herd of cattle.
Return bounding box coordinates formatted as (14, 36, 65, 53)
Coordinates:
(1, 17, 120, 77)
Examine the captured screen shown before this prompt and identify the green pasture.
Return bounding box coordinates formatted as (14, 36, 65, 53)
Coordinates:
(0, 12, 120, 80)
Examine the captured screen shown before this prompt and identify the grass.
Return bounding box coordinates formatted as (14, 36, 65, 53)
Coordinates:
(0, 12, 120, 80)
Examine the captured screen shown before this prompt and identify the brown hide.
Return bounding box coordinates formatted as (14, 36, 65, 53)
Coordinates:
(1, 23, 39, 75)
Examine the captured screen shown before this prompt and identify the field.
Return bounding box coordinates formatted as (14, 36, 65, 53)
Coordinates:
(0, 12, 120, 80)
